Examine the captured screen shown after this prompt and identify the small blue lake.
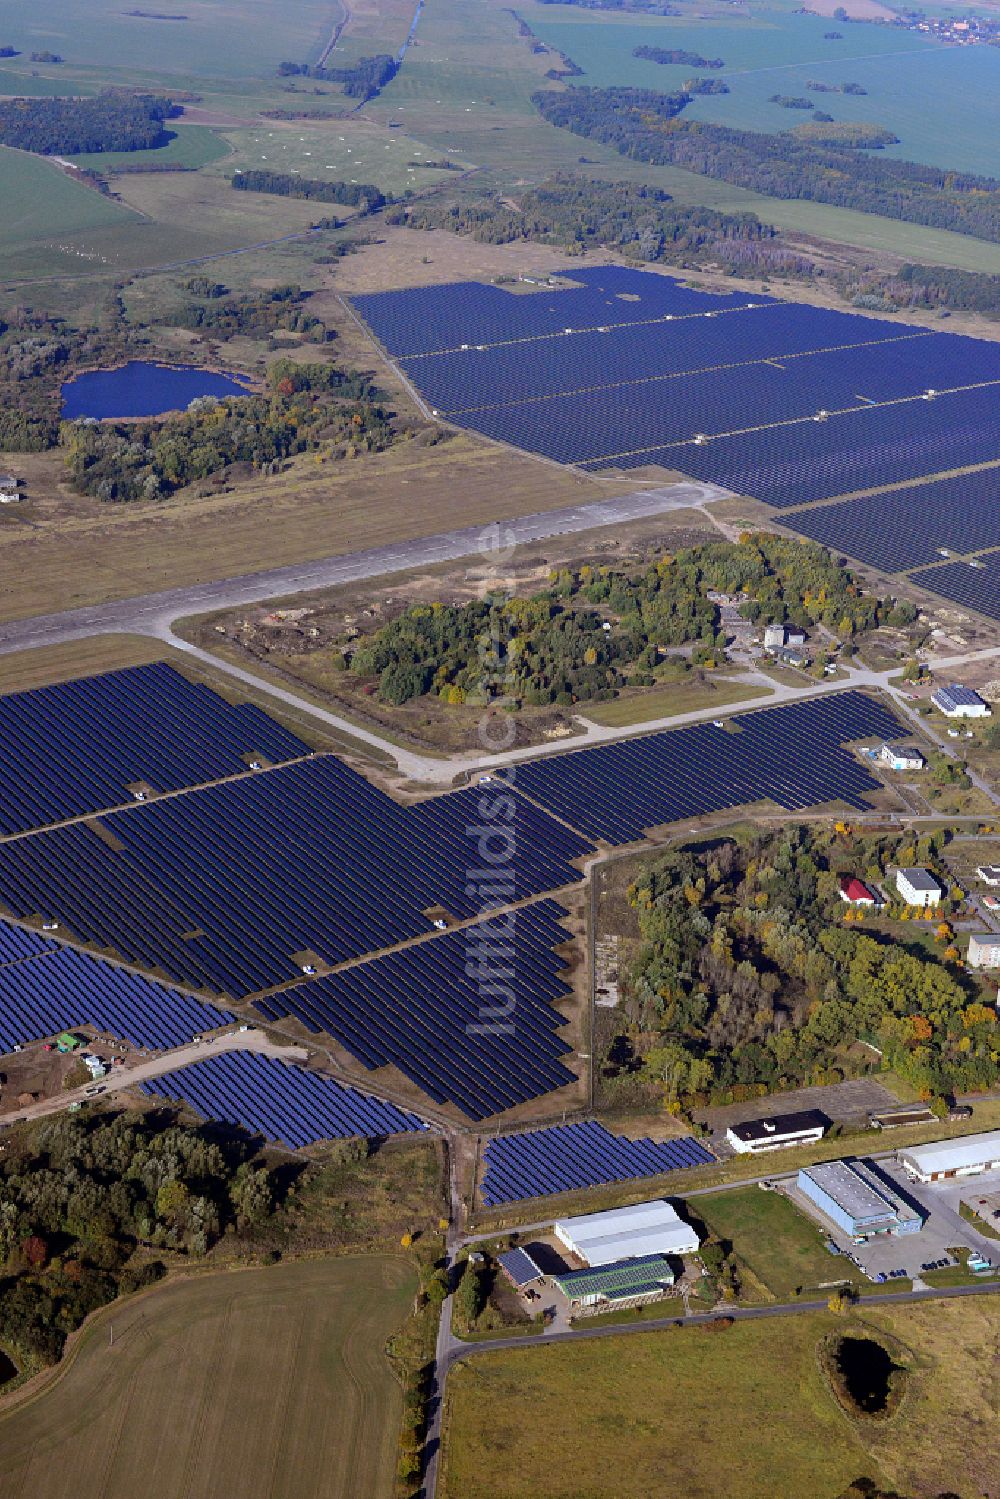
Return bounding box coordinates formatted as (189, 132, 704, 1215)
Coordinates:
(61, 361, 252, 420)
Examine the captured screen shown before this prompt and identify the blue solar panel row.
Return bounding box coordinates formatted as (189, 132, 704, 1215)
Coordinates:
(140, 1049, 429, 1149)
(0, 921, 56, 967)
(352, 265, 773, 358)
(0, 919, 233, 1053)
(0, 662, 310, 836)
(909, 551, 1000, 621)
(480, 1119, 715, 1205)
(779, 466, 1000, 574)
(504, 691, 902, 845)
(598, 385, 1000, 505)
(254, 900, 577, 1120)
(0, 758, 593, 997)
(401, 309, 927, 416)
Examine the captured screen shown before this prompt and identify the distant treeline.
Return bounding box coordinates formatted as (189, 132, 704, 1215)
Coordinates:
(533, 86, 1000, 243)
(386, 175, 798, 274)
(806, 79, 867, 94)
(278, 53, 398, 100)
(769, 94, 813, 109)
(233, 169, 385, 211)
(0, 91, 173, 154)
(634, 45, 723, 67)
(684, 77, 729, 96)
(535, 0, 679, 10)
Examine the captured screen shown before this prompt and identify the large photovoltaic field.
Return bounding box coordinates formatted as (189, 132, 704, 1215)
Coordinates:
(0, 665, 910, 1121)
(352, 266, 1000, 622)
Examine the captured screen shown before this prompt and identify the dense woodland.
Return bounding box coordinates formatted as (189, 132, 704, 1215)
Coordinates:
(341, 533, 908, 708)
(611, 825, 998, 1108)
(0, 92, 173, 154)
(233, 169, 385, 211)
(63, 359, 393, 501)
(0, 310, 133, 451)
(533, 86, 1000, 243)
(0, 1111, 274, 1366)
(387, 175, 792, 271)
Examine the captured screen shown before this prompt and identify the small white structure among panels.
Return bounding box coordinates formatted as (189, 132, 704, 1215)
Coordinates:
(554, 1200, 699, 1266)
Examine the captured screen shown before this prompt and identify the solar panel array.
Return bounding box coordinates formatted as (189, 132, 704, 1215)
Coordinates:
(0, 918, 233, 1053)
(648, 385, 1000, 505)
(777, 466, 1000, 574)
(350, 268, 1000, 513)
(0, 662, 310, 836)
(140, 1048, 429, 1148)
(254, 900, 577, 1120)
(910, 551, 1000, 621)
(504, 691, 901, 845)
(0, 921, 56, 967)
(352, 266, 771, 358)
(480, 1119, 715, 1205)
(0, 758, 593, 997)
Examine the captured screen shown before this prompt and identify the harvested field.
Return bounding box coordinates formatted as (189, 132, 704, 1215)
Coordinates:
(0, 1255, 416, 1499)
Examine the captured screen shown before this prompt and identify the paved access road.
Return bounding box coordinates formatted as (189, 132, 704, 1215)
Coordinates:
(0, 483, 725, 655)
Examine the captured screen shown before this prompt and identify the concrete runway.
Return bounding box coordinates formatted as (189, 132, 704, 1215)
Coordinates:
(0, 482, 728, 656)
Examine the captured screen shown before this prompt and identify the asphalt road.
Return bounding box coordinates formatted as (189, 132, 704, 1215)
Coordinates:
(0, 482, 726, 656)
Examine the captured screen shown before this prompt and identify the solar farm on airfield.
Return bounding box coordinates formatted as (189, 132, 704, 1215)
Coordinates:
(352, 266, 1000, 621)
(0, 663, 909, 1124)
(351, 265, 1000, 484)
(480, 1121, 715, 1206)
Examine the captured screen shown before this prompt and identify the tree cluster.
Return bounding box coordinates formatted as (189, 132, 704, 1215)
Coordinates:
(0, 308, 134, 451)
(0, 1111, 274, 1366)
(806, 80, 867, 95)
(791, 121, 900, 149)
(62, 359, 392, 502)
(616, 825, 998, 1108)
(386, 173, 777, 267)
(769, 95, 815, 109)
(277, 53, 399, 100)
(165, 283, 331, 341)
(0, 91, 173, 154)
(633, 46, 724, 67)
(532, 87, 1000, 244)
(341, 532, 898, 708)
(233, 169, 385, 212)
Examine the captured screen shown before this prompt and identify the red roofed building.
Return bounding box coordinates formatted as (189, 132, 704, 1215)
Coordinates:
(840, 876, 877, 906)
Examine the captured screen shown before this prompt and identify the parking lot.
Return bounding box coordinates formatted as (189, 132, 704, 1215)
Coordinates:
(785, 1159, 1000, 1285)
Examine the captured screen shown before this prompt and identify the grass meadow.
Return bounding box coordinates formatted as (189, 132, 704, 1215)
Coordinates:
(69, 124, 232, 172)
(439, 1297, 1000, 1499)
(0, 1255, 415, 1499)
(0, 0, 338, 80)
(0, 148, 138, 250)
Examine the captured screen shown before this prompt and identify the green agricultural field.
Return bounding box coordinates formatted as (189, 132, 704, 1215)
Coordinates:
(0, 146, 138, 249)
(0, 1255, 415, 1499)
(69, 123, 231, 172)
(439, 1297, 1000, 1499)
(0, 0, 338, 80)
(692, 1185, 851, 1299)
(519, 0, 1000, 177)
(212, 119, 473, 197)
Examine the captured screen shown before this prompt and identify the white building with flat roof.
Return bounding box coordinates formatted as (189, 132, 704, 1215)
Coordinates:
(932, 684, 991, 718)
(554, 1200, 700, 1266)
(968, 933, 1000, 969)
(896, 867, 942, 906)
(899, 1130, 1000, 1183)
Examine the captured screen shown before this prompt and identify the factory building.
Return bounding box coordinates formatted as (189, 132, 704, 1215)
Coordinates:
(899, 1130, 1000, 1183)
(553, 1254, 676, 1312)
(553, 1200, 700, 1266)
(798, 1159, 924, 1238)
